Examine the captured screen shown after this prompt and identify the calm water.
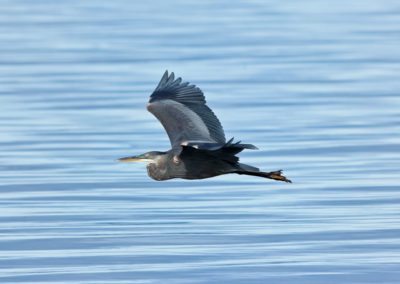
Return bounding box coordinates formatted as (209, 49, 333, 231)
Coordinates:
(1, 0, 400, 283)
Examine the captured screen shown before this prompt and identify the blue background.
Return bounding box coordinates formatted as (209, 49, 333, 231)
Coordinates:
(1, 1, 400, 283)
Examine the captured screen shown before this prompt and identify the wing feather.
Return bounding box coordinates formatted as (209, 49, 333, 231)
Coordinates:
(147, 71, 226, 149)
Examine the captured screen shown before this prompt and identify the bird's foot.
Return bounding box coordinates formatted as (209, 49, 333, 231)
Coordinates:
(267, 170, 292, 183)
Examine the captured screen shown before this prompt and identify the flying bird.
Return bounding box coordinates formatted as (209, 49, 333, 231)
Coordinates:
(119, 71, 291, 183)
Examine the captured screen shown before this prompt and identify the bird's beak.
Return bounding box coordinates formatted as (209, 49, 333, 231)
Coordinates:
(118, 156, 152, 163)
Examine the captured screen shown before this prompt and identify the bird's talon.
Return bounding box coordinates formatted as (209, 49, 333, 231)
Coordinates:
(268, 170, 292, 183)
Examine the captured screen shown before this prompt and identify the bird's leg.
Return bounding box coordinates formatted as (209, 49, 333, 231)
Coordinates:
(235, 169, 292, 183)
(265, 170, 292, 183)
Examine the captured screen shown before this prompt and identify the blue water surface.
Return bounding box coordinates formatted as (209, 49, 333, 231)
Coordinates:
(1, 0, 400, 283)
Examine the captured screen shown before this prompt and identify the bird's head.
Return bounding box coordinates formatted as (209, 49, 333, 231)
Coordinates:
(118, 151, 165, 164)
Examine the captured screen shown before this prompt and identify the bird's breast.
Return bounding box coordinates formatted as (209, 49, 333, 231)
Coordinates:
(146, 162, 170, 181)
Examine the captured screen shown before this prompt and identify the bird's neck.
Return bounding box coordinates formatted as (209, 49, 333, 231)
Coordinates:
(146, 152, 170, 181)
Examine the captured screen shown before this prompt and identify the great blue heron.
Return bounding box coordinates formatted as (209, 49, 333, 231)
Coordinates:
(119, 71, 291, 183)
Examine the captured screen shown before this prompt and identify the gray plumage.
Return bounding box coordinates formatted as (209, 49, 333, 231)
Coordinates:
(147, 71, 225, 151)
(119, 71, 291, 183)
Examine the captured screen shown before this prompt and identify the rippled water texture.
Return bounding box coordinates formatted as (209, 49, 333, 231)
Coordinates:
(1, 0, 400, 283)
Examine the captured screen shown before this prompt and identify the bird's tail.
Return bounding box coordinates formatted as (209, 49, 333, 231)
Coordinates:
(236, 169, 292, 183)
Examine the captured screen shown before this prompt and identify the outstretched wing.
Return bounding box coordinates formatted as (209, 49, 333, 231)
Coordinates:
(147, 71, 226, 150)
